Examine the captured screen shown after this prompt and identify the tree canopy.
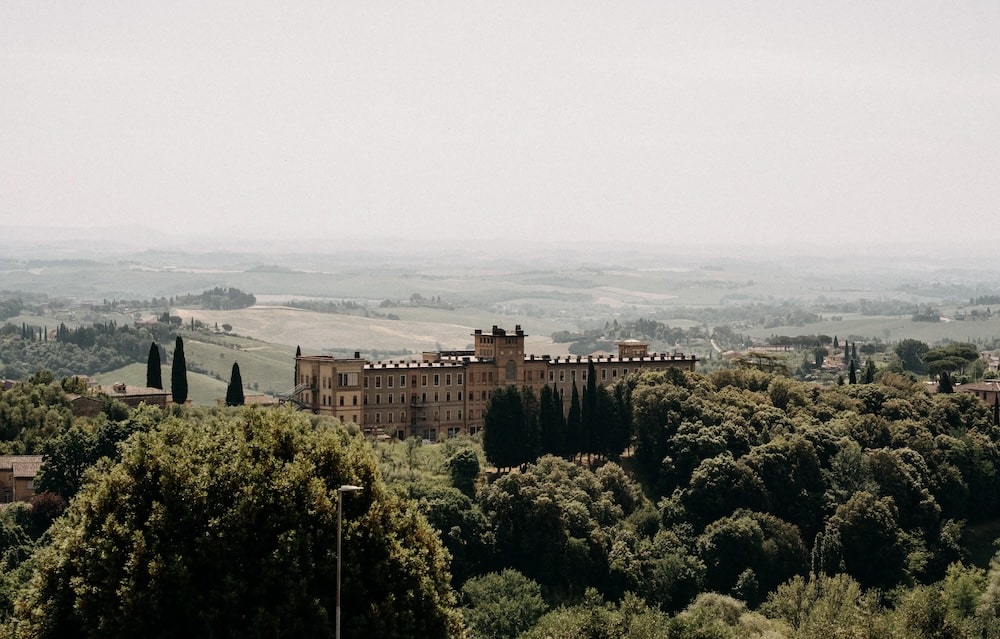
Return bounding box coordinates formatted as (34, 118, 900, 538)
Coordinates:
(13, 408, 463, 638)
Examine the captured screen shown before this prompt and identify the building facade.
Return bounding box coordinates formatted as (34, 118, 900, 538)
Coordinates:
(295, 325, 696, 441)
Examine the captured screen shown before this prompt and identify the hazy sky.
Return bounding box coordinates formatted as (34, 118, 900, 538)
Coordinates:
(2, 2, 998, 250)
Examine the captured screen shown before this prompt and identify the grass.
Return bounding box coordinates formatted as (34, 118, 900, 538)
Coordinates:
(92, 363, 228, 407)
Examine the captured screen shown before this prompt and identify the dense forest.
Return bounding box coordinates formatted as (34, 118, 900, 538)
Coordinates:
(0, 321, 175, 380)
(1, 365, 1000, 636)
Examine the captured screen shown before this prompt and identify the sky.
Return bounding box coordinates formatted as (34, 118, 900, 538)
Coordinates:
(2, 2, 998, 252)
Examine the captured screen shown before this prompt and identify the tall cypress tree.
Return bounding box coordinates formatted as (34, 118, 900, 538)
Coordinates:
(295, 345, 301, 388)
(582, 361, 598, 461)
(566, 381, 582, 461)
(226, 362, 245, 406)
(171, 336, 188, 405)
(146, 342, 162, 389)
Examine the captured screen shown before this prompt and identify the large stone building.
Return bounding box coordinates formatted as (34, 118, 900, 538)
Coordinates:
(294, 325, 696, 441)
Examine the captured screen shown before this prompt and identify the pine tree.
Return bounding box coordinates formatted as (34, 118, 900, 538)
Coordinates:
(146, 342, 163, 389)
(226, 362, 245, 406)
(171, 336, 188, 405)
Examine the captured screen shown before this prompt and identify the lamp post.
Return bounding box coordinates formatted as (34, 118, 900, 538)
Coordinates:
(336, 484, 362, 639)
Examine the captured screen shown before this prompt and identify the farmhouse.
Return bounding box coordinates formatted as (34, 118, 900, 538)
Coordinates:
(294, 325, 696, 441)
(100, 382, 171, 409)
(0, 455, 43, 503)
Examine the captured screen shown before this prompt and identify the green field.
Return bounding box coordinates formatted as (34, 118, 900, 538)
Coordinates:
(92, 363, 228, 407)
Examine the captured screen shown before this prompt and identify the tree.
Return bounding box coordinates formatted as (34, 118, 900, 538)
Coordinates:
(863, 358, 876, 384)
(566, 381, 582, 461)
(813, 347, 828, 368)
(13, 409, 464, 638)
(848, 359, 857, 385)
(894, 338, 930, 374)
(226, 362, 245, 406)
(938, 370, 954, 394)
(171, 335, 188, 405)
(461, 569, 548, 639)
(146, 342, 162, 389)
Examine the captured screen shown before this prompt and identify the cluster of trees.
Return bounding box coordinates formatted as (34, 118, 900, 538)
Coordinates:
(6, 364, 1000, 636)
(5, 407, 463, 637)
(482, 363, 629, 471)
(461, 365, 1000, 635)
(0, 320, 175, 380)
(173, 287, 256, 310)
(0, 299, 23, 322)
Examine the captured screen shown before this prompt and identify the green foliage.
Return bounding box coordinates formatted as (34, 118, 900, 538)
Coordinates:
(13, 408, 463, 638)
(145, 341, 162, 389)
(0, 377, 73, 453)
(446, 448, 480, 494)
(170, 335, 187, 405)
(225, 361, 245, 406)
(895, 338, 930, 374)
(461, 569, 547, 639)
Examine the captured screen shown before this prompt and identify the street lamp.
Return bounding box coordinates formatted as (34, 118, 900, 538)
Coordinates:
(337, 484, 362, 639)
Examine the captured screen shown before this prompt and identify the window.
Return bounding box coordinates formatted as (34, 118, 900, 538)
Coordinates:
(401, 375, 406, 388)
(401, 411, 406, 422)
(601, 368, 607, 381)
(422, 375, 428, 386)
(339, 396, 344, 406)
(582, 369, 588, 381)
(571, 370, 576, 381)
(388, 376, 394, 388)
(375, 394, 380, 404)
(446, 410, 451, 420)
(481, 390, 487, 400)
(446, 392, 451, 401)
(549, 370, 554, 382)
(539, 371, 545, 380)
(388, 412, 393, 423)
(352, 395, 358, 405)
(338, 372, 359, 386)
(375, 413, 381, 424)
(458, 373, 464, 385)
(446, 373, 452, 385)
(447, 427, 460, 438)
(433, 374, 440, 386)
(559, 370, 565, 382)
(505, 361, 516, 380)
(375, 376, 381, 388)
(388, 393, 393, 404)
(612, 369, 618, 379)
(458, 391, 463, 401)
(458, 409, 462, 419)
(434, 392, 439, 402)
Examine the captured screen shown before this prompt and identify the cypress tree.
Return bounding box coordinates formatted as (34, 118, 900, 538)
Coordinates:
(848, 359, 857, 385)
(938, 371, 953, 394)
(295, 345, 302, 388)
(582, 361, 598, 460)
(146, 342, 163, 389)
(171, 336, 188, 405)
(226, 362, 245, 406)
(566, 381, 582, 461)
